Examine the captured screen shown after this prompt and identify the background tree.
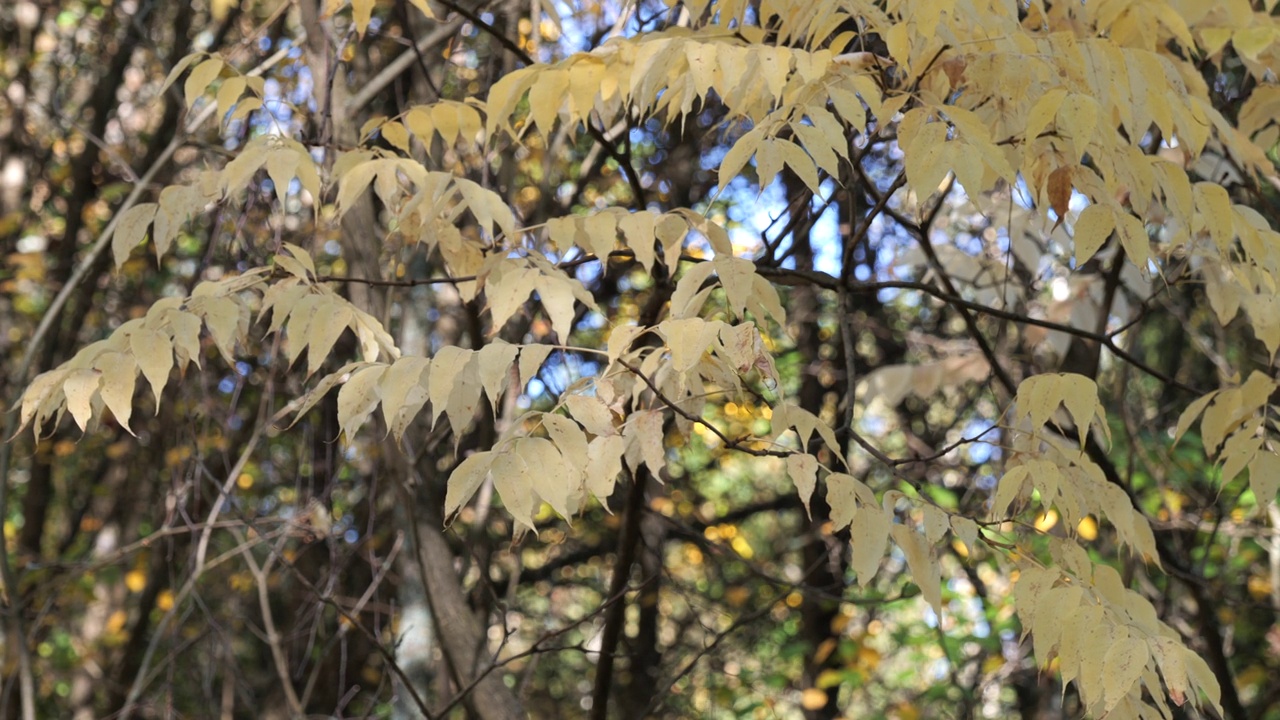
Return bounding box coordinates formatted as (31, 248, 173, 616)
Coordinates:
(3, 0, 1280, 719)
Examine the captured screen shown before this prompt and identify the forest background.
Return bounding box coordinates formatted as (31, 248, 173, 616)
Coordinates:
(3, 0, 1280, 719)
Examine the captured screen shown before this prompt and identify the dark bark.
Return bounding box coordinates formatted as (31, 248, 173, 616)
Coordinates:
(404, 494, 526, 720)
(787, 171, 845, 720)
(621, 472, 665, 720)
(589, 466, 648, 720)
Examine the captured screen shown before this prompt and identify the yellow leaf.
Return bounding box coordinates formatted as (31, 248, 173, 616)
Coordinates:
(753, 138, 784, 190)
(351, 0, 375, 37)
(568, 57, 605, 120)
(825, 473, 860, 531)
(406, 0, 435, 18)
(1059, 604, 1103, 687)
(476, 342, 519, 414)
(1077, 515, 1098, 540)
(1184, 646, 1223, 715)
(791, 121, 842, 180)
(565, 393, 616, 437)
(625, 409, 666, 476)
(950, 516, 979, 554)
(787, 453, 818, 518)
(152, 186, 189, 261)
(1201, 388, 1242, 455)
(1219, 425, 1261, 484)
(1013, 564, 1057, 641)
(518, 437, 574, 518)
(1153, 3, 1196, 50)
(1102, 638, 1150, 712)
(537, 274, 580, 341)
(884, 22, 911, 71)
(160, 53, 201, 96)
(336, 364, 387, 440)
(456, 178, 516, 240)
(16, 368, 70, 437)
(584, 434, 625, 501)
(228, 96, 261, 122)
(617, 212, 656, 271)
(167, 311, 203, 373)
(334, 159, 379, 219)
(1246, 294, 1280, 361)
(184, 57, 223, 109)
(215, 75, 246, 121)
(64, 368, 102, 432)
(778, 139, 821, 194)
(484, 66, 537, 139)
(655, 213, 689, 270)
(581, 211, 619, 259)
(428, 346, 473, 428)
(891, 524, 942, 616)
(431, 103, 461, 146)
(92, 351, 136, 434)
(1034, 509, 1059, 532)
(1017, 374, 1061, 430)
(542, 412, 587, 483)
(1059, 373, 1100, 447)
(1114, 211, 1150, 268)
(1056, 93, 1099, 160)
(1174, 391, 1217, 445)
(1233, 26, 1276, 61)
(991, 465, 1028, 520)
(849, 502, 890, 587)
(379, 121, 411, 155)
(827, 84, 867, 132)
(125, 570, 147, 593)
(903, 122, 950, 198)
(528, 68, 569, 139)
(814, 668, 843, 689)
(1199, 27, 1233, 57)
(199, 296, 246, 367)
(492, 445, 535, 530)
(712, 257, 755, 319)
(404, 106, 435, 144)
(721, 126, 757, 192)
(1032, 584, 1083, 666)
(111, 203, 158, 268)
(659, 317, 719, 374)
(1194, 182, 1234, 253)
(380, 356, 430, 442)
(800, 688, 828, 710)
(307, 303, 352, 377)
(487, 265, 535, 331)
(518, 344, 554, 391)
(281, 242, 316, 276)
(129, 328, 173, 414)
(1249, 451, 1280, 510)
(1073, 203, 1115, 265)
(747, 271, 783, 325)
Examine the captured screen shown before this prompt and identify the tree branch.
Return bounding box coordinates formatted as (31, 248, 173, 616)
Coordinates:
(588, 465, 649, 720)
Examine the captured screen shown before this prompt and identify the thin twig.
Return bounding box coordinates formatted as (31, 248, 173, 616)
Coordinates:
(118, 423, 265, 720)
(240, 533, 305, 715)
(263, 528, 436, 719)
(616, 359, 792, 459)
(431, 0, 648, 206)
(0, 49, 303, 719)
